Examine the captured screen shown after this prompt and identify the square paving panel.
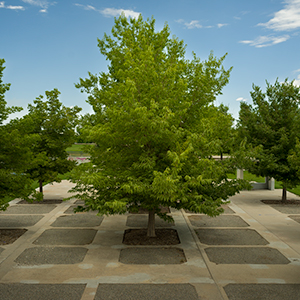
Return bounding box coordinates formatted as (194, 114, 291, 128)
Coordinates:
(0, 229, 27, 245)
(205, 247, 290, 264)
(33, 229, 97, 245)
(185, 204, 235, 214)
(50, 214, 103, 227)
(268, 205, 300, 214)
(0, 215, 44, 227)
(119, 247, 186, 264)
(224, 284, 300, 300)
(195, 229, 269, 245)
(15, 247, 88, 265)
(0, 283, 86, 300)
(189, 215, 249, 227)
(289, 215, 300, 224)
(123, 229, 180, 245)
(94, 284, 199, 300)
(1, 204, 56, 214)
(126, 215, 174, 228)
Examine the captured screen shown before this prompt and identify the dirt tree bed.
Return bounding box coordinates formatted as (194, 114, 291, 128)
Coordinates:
(262, 200, 300, 205)
(123, 229, 180, 245)
(0, 229, 27, 245)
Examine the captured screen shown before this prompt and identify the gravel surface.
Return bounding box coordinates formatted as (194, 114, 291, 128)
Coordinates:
(94, 284, 199, 300)
(205, 247, 290, 264)
(195, 228, 269, 245)
(224, 284, 300, 300)
(119, 247, 186, 264)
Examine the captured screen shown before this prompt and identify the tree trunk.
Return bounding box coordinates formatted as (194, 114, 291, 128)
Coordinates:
(220, 152, 223, 161)
(39, 179, 43, 194)
(147, 210, 156, 237)
(282, 187, 287, 203)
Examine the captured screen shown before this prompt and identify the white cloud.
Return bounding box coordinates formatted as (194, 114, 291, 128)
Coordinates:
(259, 0, 300, 31)
(217, 23, 228, 28)
(177, 19, 228, 29)
(74, 4, 140, 19)
(239, 35, 290, 48)
(184, 20, 202, 29)
(236, 97, 247, 101)
(7, 5, 25, 10)
(101, 8, 140, 19)
(293, 75, 300, 86)
(21, 0, 53, 13)
(0, 2, 25, 10)
(74, 4, 97, 11)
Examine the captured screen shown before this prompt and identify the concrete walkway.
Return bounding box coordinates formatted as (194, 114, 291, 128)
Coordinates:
(0, 181, 300, 299)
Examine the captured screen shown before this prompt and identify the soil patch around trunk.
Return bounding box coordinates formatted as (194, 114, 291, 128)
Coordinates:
(18, 199, 63, 204)
(123, 229, 180, 245)
(262, 199, 300, 205)
(0, 229, 27, 245)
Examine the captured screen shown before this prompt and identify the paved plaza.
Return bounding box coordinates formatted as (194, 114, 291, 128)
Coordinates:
(1, 181, 300, 299)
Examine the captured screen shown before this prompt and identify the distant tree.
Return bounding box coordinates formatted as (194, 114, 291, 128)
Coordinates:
(0, 59, 36, 210)
(22, 89, 81, 197)
(209, 104, 235, 160)
(237, 79, 300, 202)
(70, 15, 248, 237)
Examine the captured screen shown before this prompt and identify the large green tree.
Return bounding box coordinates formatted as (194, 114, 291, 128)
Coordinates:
(70, 15, 248, 236)
(237, 79, 300, 202)
(22, 89, 81, 197)
(0, 59, 36, 210)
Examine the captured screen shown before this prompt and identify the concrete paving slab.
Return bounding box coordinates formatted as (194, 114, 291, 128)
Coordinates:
(195, 229, 269, 245)
(224, 284, 300, 300)
(1, 182, 300, 300)
(1, 204, 56, 214)
(33, 229, 97, 245)
(126, 215, 174, 228)
(0, 283, 86, 300)
(189, 215, 249, 227)
(50, 214, 103, 227)
(0, 247, 4, 255)
(15, 247, 88, 265)
(119, 247, 186, 264)
(94, 283, 199, 300)
(205, 247, 290, 264)
(0, 215, 44, 227)
(289, 215, 300, 224)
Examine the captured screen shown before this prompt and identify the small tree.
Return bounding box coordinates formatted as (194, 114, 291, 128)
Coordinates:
(23, 89, 81, 197)
(0, 59, 36, 210)
(70, 15, 248, 237)
(237, 79, 300, 202)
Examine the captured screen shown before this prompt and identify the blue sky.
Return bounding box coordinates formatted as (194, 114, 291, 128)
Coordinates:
(1, 0, 300, 121)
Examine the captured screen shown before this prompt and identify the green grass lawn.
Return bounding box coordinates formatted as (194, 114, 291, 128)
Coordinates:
(228, 171, 300, 197)
(66, 143, 91, 156)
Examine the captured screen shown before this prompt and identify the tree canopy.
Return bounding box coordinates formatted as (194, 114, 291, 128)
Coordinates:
(69, 15, 248, 236)
(237, 79, 300, 202)
(21, 89, 81, 196)
(0, 59, 36, 210)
